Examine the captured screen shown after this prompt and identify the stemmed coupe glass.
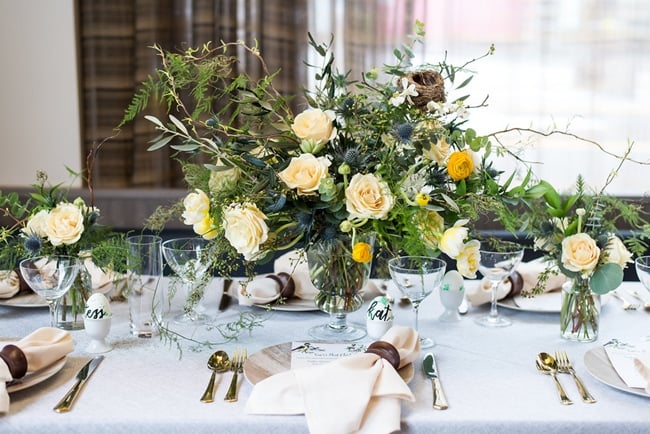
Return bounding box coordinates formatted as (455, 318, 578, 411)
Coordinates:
(19, 256, 80, 328)
(635, 256, 650, 294)
(388, 256, 446, 348)
(162, 237, 212, 325)
(476, 241, 524, 327)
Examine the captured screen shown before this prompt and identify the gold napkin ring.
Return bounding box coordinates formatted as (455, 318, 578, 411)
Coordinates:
(365, 341, 400, 370)
(0, 344, 28, 379)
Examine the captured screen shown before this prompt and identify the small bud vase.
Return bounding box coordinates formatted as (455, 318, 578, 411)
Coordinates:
(55, 262, 91, 330)
(560, 277, 600, 342)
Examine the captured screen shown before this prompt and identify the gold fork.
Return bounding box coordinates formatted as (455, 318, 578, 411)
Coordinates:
(611, 291, 639, 310)
(627, 289, 650, 311)
(554, 351, 596, 403)
(224, 348, 247, 402)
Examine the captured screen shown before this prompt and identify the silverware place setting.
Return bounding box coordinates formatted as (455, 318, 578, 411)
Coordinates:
(224, 348, 247, 402)
(535, 351, 596, 405)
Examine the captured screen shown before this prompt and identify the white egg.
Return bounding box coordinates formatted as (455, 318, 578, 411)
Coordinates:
(367, 296, 394, 321)
(441, 270, 464, 293)
(85, 293, 112, 319)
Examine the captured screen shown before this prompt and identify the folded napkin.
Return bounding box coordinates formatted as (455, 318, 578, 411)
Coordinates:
(246, 326, 419, 434)
(0, 270, 21, 299)
(1, 327, 74, 413)
(467, 258, 567, 306)
(238, 249, 318, 306)
(634, 351, 650, 394)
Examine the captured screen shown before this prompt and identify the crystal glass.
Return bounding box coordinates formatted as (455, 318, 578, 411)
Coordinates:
(635, 256, 650, 293)
(388, 256, 446, 348)
(162, 238, 212, 324)
(19, 256, 80, 328)
(475, 242, 524, 327)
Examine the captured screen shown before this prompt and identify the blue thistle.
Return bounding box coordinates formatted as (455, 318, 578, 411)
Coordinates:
(23, 235, 43, 255)
(395, 122, 414, 142)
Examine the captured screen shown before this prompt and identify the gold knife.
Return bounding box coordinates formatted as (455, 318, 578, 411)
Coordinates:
(53, 355, 104, 413)
(423, 352, 449, 410)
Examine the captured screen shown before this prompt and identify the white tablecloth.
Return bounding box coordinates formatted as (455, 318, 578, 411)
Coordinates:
(1, 279, 650, 433)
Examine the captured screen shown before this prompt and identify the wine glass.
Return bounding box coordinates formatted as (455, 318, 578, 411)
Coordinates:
(388, 256, 446, 348)
(475, 241, 524, 327)
(635, 256, 650, 294)
(162, 238, 212, 324)
(19, 256, 80, 328)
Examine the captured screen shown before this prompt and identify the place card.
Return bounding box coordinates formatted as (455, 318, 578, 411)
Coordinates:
(604, 337, 650, 388)
(290, 342, 367, 369)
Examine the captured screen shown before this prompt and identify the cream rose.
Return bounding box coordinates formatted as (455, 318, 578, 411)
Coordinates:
(292, 108, 337, 146)
(23, 209, 50, 238)
(45, 203, 85, 246)
(456, 239, 480, 278)
(423, 136, 451, 165)
(561, 233, 600, 273)
(278, 153, 331, 195)
(182, 189, 211, 225)
(439, 220, 470, 258)
(223, 203, 269, 260)
(603, 235, 632, 268)
(345, 173, 394, 220)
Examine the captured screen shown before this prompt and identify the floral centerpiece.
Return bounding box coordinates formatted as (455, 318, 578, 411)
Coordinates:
(118, 21, 539, 332)
(0, 171, 126, 329)
(523, 171, 650, 341)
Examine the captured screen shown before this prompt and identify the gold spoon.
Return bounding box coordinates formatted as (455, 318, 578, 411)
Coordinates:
(200, 350, 230, 403)
(536, 352, 573, 405)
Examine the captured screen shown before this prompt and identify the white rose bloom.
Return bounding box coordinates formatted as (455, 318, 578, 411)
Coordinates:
(291, 108, 337, 145)
(45, 203, 85, 246)
(278, 153, 331, 195)
(439, 220, 470, 258)
(456, 239, 480, 278)
(345, 173, 394, 220)
(23, 209, 50, 238)
(603, 235, 633, 268)
(223, 203, 269, 261)
(561, 233, 600, 273)
(182, 189, 211, 225)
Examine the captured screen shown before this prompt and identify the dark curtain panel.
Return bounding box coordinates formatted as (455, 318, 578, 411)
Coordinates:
(79, 0, 308, 188)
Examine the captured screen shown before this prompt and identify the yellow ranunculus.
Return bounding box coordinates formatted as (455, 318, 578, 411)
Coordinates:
(45, 203, 85, 246)
(439, 220, 469, 258)
(352, 242, 373, 263)
(447, 150, 474, 181)
(411, 209, 444, 250)
(278, 153, 331, 195)
(223, 202, 269, 261)
(193, 215, 218, 240)
(182, 189, 211, 225)
(456, 239, 480, 278)
(345, 173, 394, 220)
(291, 108, 337, 146)
(561, 233, 600, 273)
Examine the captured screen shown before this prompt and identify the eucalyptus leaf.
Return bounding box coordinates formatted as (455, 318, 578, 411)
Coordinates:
(590, 263, 624, 294)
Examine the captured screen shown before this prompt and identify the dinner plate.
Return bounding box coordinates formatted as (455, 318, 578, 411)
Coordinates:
(497, 291, 562, 313)
(584, 346, 650, 398)
(243, 342, 414, 385)
(6, 356, 67, 393)
(0, 282, 114, 308)
(251, 297, 318, 312)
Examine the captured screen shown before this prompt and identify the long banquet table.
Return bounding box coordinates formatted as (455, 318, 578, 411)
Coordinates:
(2, 278, 650, 433)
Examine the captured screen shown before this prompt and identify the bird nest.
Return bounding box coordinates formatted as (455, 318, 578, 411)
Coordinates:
(405, 70, 446, 109)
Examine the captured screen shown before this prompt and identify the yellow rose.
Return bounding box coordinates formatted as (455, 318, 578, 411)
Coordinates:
(345, 173, 394, 220)
(292, 108, 337, 146)
(193, 215, 218, 240)
(45, 203, 85, 246)
(411, 209, 444, 250)
(352, 242, 373, 263)
(223, 203, 269, 261)
(561, 233, 600, 273)
(23, 209, 50, 238)
(456, 239, 480, 278)
(439, 220, 469, 258)
(182, 189, 211, 225)
(447, 150, 474, 181)
(603, 235, 632, 268)
(278, 153, 331, 195)
(208, 162, 241, 195)
(423, 136, 450, 165)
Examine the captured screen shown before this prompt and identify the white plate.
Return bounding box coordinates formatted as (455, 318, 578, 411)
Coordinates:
(584, 346, 650, 398)
(243, 342, 414, 385)
(250, 297, 317, 312)
(498, 291, 562, 313)
(0, 282, 114, 308)
(6, 356, 67, 393)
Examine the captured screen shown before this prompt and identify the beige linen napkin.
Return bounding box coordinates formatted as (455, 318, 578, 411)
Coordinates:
(0, 270, 20, 299)
(1, 327, 74, 413)
(467, 258, 567, 306)
(633, 351, 650, 394)
(246, 326, 419, 434)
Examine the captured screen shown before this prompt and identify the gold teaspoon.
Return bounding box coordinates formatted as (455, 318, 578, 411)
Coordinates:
(200, 350, 230, 403)
(536, 353, 573, 405)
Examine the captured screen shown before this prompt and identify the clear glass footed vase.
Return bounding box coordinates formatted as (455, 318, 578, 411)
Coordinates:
(307, 234, 374, 341)
(56, 261, 91, 330)
(560, 277, 600, 342)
